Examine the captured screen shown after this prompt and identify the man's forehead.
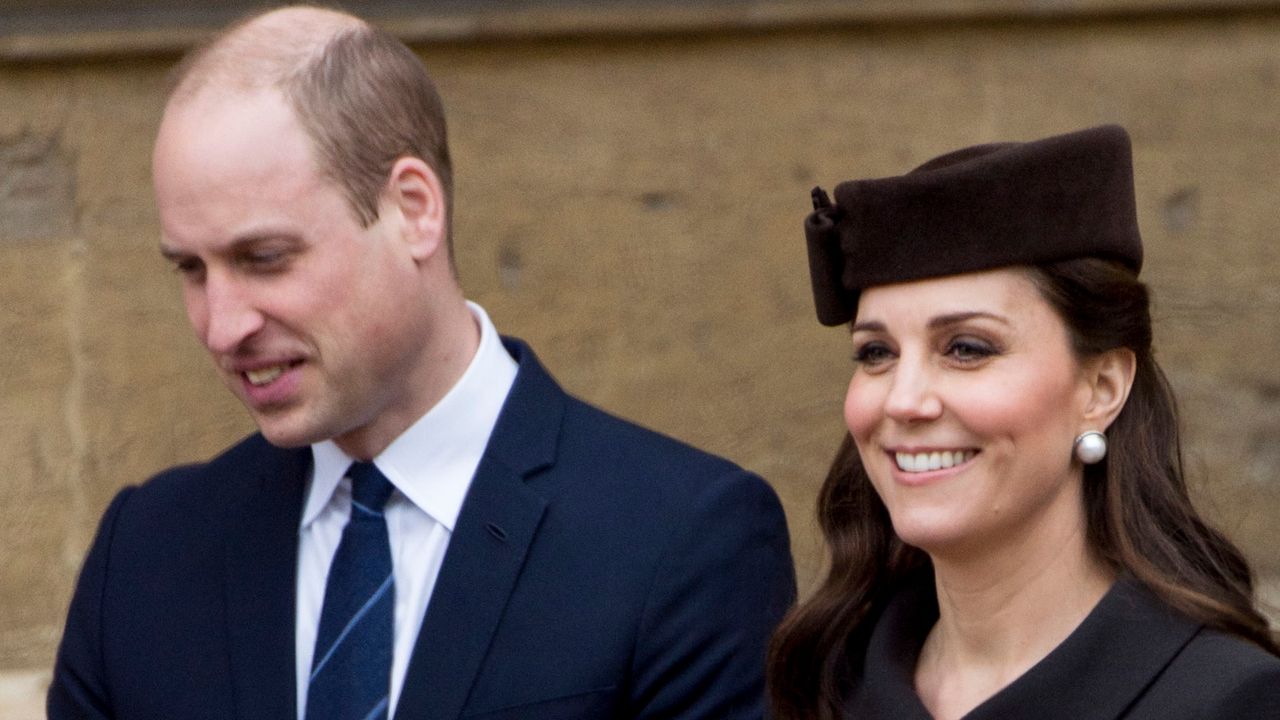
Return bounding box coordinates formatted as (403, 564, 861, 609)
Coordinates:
(156, 86, 302, 168)
(161, 82, 286, 126)
(152, 90, 330, 230)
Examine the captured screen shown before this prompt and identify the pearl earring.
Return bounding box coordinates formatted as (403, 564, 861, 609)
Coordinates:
(1074, 430, 1108, 464)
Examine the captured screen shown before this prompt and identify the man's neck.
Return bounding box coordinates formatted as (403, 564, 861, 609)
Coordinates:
(334, 294, 481, 460)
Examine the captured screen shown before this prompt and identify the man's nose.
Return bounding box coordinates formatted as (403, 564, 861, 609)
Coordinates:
(197, 276, 265, 355)
(883, 359, 943, 422)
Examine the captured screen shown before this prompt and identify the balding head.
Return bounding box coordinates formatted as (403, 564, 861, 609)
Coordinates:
(168, 6, 361, 103)
(161, 4, 453, 248)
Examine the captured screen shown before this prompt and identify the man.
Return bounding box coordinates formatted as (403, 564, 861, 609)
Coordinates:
(48, 6, 795, 720)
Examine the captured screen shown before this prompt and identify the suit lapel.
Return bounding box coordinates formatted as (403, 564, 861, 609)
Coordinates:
(224, 439, 311, 720)
(394, 338, 561, 720)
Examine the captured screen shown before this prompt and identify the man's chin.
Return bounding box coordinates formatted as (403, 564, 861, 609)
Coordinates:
(250, 413, 327, 449)
(259, 432, 314, 449)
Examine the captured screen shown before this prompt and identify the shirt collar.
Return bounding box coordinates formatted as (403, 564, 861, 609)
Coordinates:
(303, 301, 519, 531)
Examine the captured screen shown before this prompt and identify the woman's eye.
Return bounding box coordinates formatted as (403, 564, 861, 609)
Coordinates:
(853, 342, 895, 367)
(945, 338, 997, 363)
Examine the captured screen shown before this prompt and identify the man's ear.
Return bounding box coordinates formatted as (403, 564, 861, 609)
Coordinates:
(382, 156, 446, 263)
(1080, 347, 1137, 432)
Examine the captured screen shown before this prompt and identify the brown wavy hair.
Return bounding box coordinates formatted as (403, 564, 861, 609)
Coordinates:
(767, 258, 1279, 720)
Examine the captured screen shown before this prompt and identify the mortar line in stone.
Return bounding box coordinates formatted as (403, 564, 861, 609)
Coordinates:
(977, 41, 1000, 141)
(61, 233, 90, 569)
(60, 75, 91, 569)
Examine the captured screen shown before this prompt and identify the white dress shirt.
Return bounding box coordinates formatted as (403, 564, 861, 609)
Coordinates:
(295, 302, 519, 720)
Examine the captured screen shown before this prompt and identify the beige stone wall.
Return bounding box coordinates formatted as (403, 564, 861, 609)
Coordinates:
(3, 5, 1279, 714)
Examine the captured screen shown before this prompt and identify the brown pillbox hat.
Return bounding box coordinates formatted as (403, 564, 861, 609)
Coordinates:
(805, 124, 1144, 326)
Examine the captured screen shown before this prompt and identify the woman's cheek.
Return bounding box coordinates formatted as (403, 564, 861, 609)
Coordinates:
(843, 374, 881, 439)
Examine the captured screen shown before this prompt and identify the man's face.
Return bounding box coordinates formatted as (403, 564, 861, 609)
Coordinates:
(153, 88, 432, 456)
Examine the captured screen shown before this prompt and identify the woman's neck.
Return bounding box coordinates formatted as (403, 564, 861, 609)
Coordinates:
(913, 508, 1115, 720)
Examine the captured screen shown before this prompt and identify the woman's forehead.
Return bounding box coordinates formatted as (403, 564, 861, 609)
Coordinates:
(853, 267, 1047, 326)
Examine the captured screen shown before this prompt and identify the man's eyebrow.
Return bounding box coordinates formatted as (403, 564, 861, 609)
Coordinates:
(158, 233, 300, 260)
(228, 233, 300, 248)
(159, 244, 189, 261)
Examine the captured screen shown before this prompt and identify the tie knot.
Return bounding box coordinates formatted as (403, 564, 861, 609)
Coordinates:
(347, 462, 395, 513)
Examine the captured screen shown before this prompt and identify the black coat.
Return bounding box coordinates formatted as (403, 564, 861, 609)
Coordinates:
(846, 574, 1280, 719)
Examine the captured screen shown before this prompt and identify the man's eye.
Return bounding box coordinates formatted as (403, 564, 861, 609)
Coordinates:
(172, 258, 203, 275)
(242, 251, 289, 269)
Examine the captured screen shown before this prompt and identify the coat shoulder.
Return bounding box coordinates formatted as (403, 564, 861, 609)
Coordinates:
(136, 433, 303, 498)
(108, 433, 307, 540)
(553, 394, 780, 513)
(1132, 626, 1280, 718)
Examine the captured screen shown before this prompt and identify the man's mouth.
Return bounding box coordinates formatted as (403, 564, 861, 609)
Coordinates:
(894, 449, 976, 473)
(242, 361, 300, 386)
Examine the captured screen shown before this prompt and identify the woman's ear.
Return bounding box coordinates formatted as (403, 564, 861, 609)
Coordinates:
(381, 156, 446, 263)
(1081, 347, 1137, 431)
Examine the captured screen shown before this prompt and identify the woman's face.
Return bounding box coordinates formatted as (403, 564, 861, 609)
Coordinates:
(844, 268, 1095, 559)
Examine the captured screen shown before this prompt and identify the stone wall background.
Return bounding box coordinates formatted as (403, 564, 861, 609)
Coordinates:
(3, 2, 1279, 715)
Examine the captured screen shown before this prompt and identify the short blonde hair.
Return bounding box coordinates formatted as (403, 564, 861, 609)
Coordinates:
(166, 6, 453, 240)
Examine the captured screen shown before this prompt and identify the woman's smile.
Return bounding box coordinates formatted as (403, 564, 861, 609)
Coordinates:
(890, 448, 978, 474)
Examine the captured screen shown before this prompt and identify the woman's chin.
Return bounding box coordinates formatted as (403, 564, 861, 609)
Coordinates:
(889, 518, 966, 557)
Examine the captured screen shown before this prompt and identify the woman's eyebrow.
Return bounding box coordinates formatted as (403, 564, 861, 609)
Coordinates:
(852, 311, 1009, 334)
(850, 320, 885, 334)
(927, 311, 1010, 329)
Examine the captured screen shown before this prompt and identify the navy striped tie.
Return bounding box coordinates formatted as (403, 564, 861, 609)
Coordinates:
(307, 462, 396, 720)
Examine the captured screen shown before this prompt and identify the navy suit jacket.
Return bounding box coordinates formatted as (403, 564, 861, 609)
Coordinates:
(49, 338, 796, 719)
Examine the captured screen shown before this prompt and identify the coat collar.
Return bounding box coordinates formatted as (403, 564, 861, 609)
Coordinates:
(217, 339, 563, 720)
(393, 337, 560, 720)
(221, 436, 312, 720)
(850, 571, 1201, 720)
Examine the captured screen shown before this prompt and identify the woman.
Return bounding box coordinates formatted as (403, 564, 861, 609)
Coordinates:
(769, 125, 1280, 720)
